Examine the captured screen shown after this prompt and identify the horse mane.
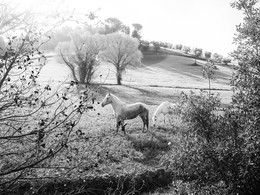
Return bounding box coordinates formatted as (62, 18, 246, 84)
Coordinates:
(152, 102, 166, 122)
(110, 93, 124, 104)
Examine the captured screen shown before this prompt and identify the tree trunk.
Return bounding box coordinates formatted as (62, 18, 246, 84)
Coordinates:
(116, 71, 122, 85)
(208, 78, 211, 96)
(79, 63, 87, 84)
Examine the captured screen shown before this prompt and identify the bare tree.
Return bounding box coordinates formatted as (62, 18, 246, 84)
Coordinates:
(57, 31, 106, 84)
(0, 2, 93, 193)
(101, 33, 142, 85)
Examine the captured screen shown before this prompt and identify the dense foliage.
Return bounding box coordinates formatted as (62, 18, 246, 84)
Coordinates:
(167, 1, 260, 194)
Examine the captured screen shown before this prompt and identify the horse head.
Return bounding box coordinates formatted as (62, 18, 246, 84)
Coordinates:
(101, 93, 112, 107)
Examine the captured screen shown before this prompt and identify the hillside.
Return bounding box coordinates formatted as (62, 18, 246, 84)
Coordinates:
(38, 52, 234, 106)
(94, 53, 234, 105)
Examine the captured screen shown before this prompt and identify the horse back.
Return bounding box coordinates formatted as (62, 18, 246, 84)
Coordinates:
(119, 103, 148, 120)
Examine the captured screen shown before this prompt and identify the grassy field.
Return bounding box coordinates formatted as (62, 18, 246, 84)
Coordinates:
(35, 51, 235, 193)
(39, 52, 233, 105)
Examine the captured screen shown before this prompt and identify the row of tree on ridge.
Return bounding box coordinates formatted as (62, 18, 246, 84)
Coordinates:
(38, 16, 231, 86)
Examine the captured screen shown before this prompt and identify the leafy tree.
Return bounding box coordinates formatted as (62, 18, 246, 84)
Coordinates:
(204, 51, 212, 59)
(0, 2, 92, 193)
(183, 46, 191, 54)
(151, 41, 161, 53)
(132, 23, 143, 32)
(212, 52, 223, 63)
(229, 0, 260, 192)
(222, 57, 232, 65)
(100, 17, 130, 35)
(202, 61, 217, 96)
(131, 23, 142, 41)
(175, 44, 183, 50)
(194, 48, 203, 64)
(57, 31, 106, 84)
(101, 33, 142, 85)
(140, 40, 150, 52)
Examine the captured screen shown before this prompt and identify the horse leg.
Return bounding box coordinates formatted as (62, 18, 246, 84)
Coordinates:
(120, 120, 126, 134)
(146, 114, 149, 132)
(140, 111, 149, 133)
(116, 118, 120, 133)
(139, 114, 145, 132)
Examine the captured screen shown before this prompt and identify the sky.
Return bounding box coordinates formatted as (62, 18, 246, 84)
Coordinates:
(14, 0, 244, 57)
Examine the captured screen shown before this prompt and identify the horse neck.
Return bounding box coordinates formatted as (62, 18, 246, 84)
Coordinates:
(110, 94, 124, 111)
(153, 105, 162, 120)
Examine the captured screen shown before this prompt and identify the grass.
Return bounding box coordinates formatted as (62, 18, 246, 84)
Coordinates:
(25, 51, 236, 194)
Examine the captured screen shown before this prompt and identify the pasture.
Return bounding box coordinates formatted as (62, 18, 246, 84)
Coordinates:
(36, 51, 234, 193)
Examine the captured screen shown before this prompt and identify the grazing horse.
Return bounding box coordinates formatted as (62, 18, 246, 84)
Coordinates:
(101, 93, 149, 134)
(152, 101, 176, 127)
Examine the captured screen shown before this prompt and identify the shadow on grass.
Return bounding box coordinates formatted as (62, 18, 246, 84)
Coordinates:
(124, 131, 172, 166)
(142, 54, 168, 66)
(189, 62, 201, 66)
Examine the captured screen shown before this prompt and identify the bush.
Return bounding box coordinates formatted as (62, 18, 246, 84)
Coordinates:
(167, 91, 260, 194)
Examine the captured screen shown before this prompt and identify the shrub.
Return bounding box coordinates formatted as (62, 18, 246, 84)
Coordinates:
(167, 90, 260, 194)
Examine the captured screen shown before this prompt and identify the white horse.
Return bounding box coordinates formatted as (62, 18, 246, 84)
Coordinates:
(152, 101, 176, 127)
(101, 93, 149, 134)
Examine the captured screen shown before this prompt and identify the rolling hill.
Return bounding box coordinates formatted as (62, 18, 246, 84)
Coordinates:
(39, 51, 234, 105)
